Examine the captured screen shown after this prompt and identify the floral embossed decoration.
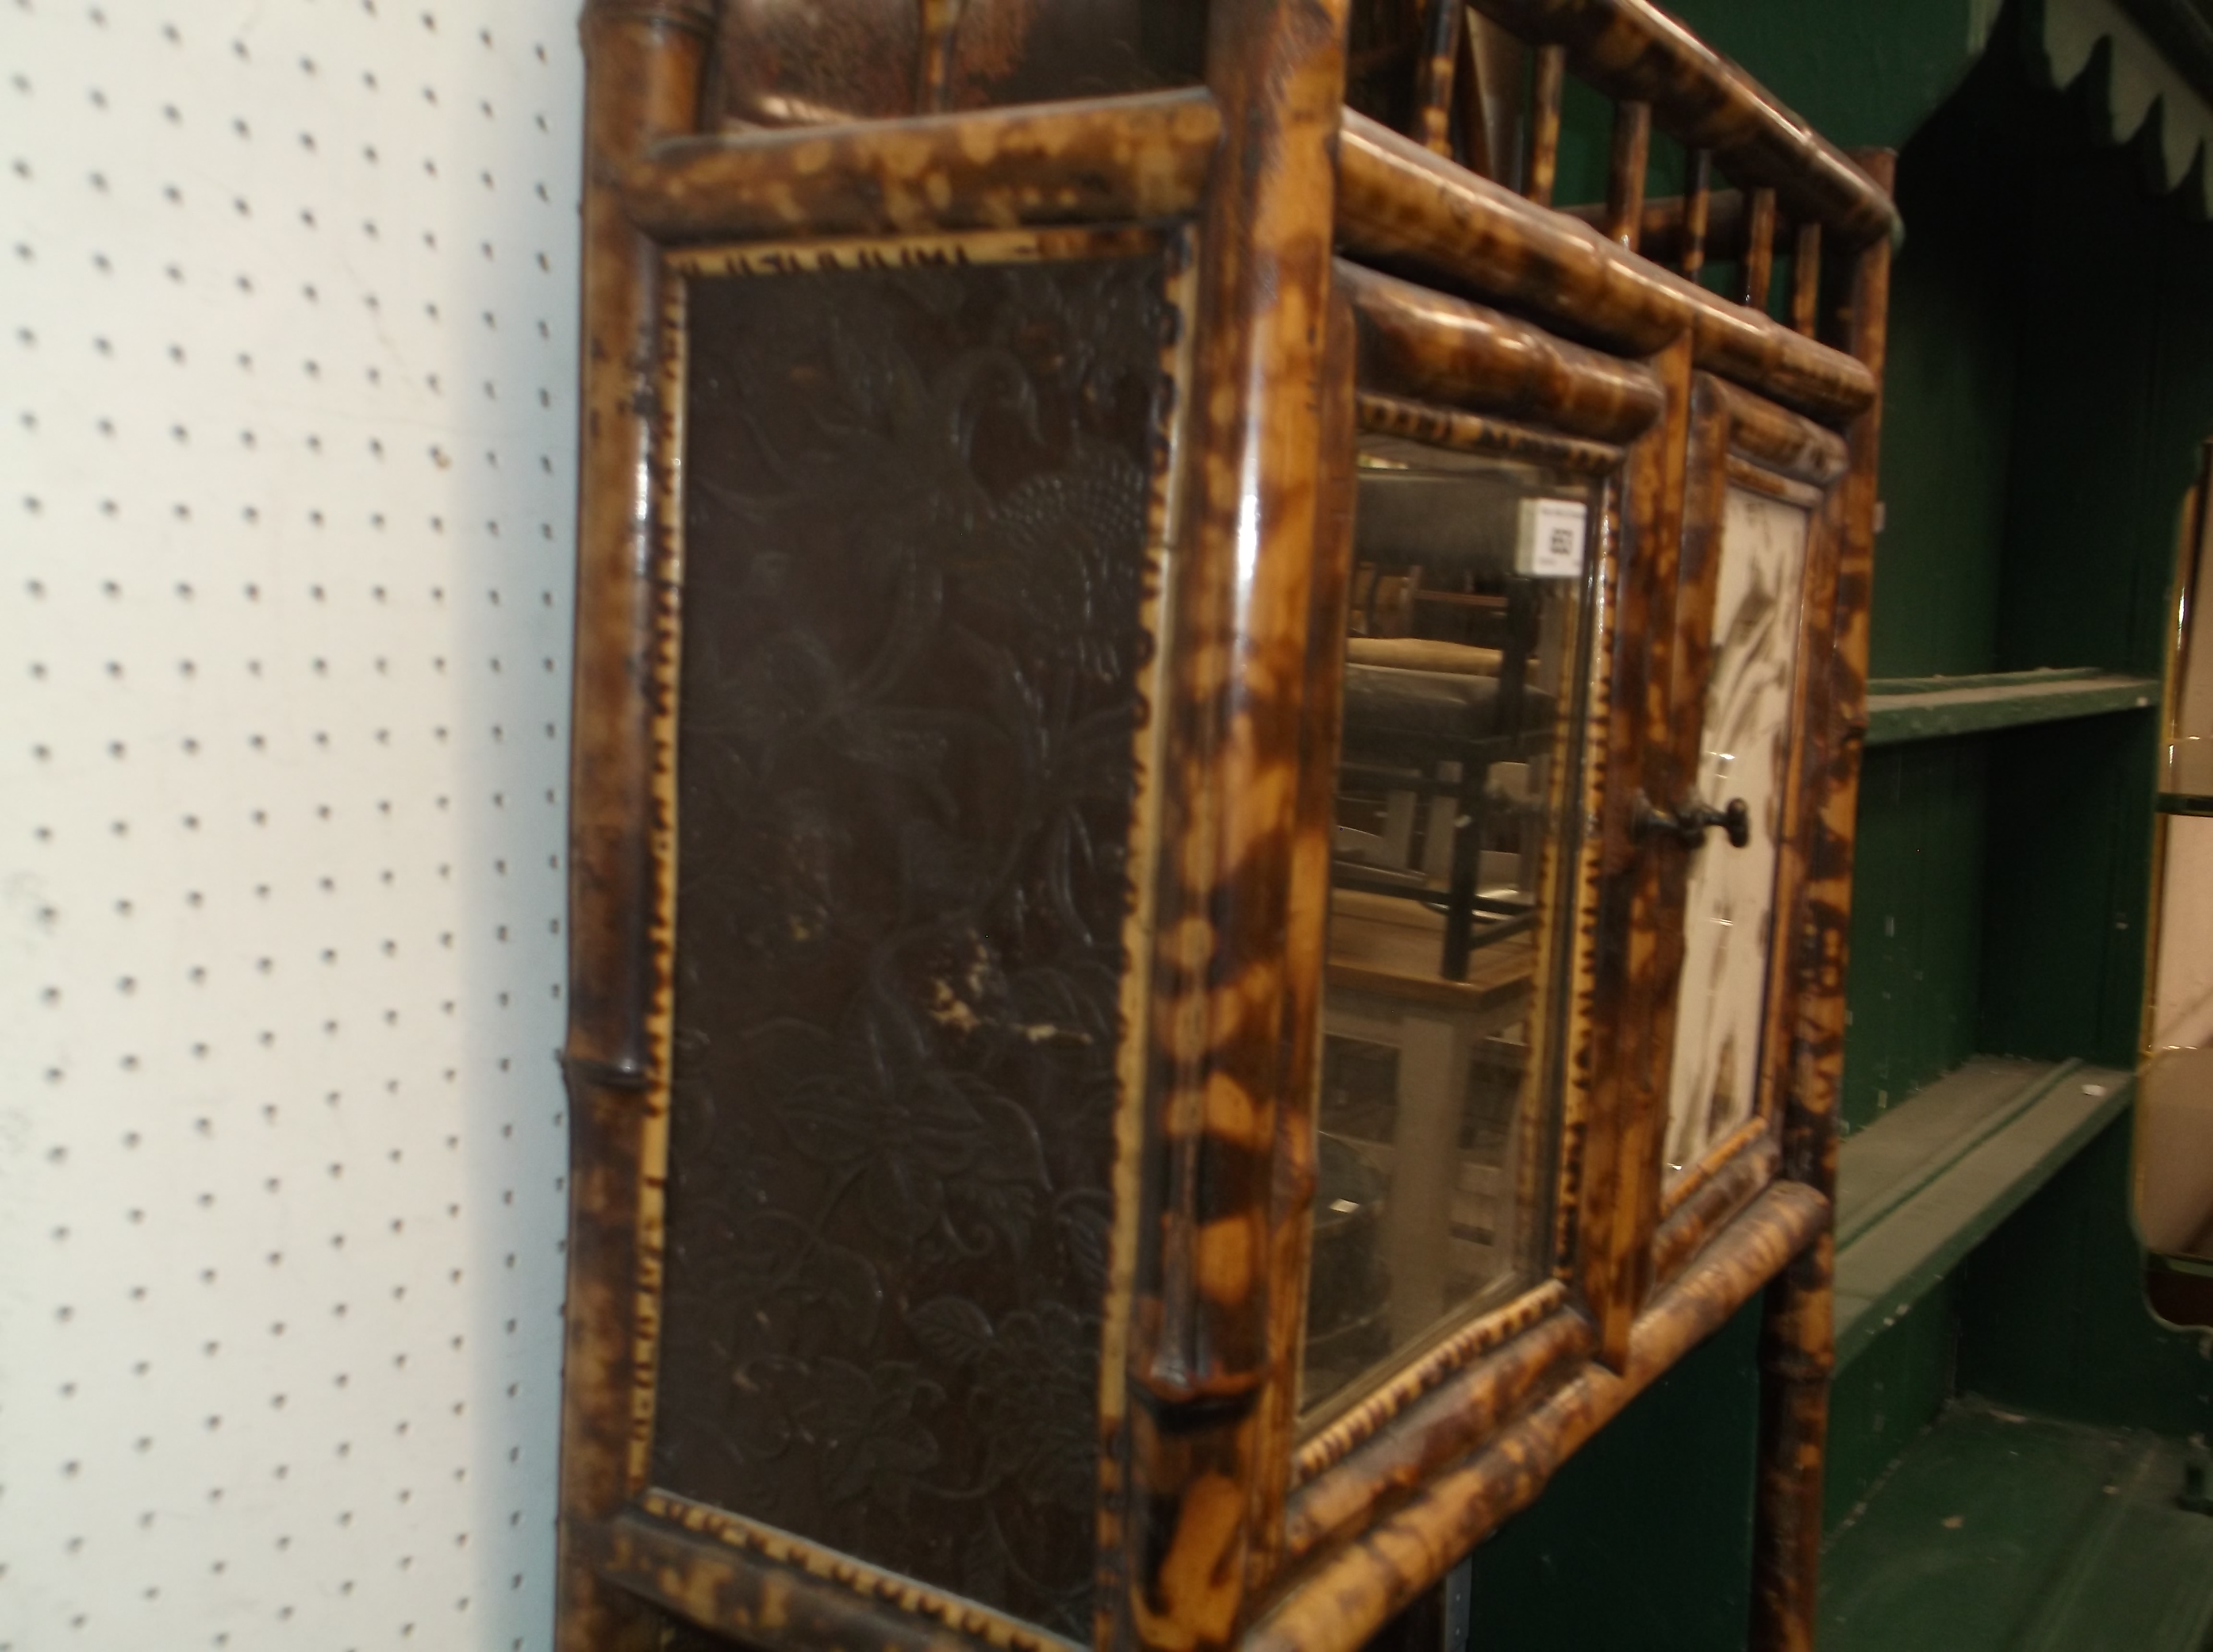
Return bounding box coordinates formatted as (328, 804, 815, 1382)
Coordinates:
(649, 249, 1171, 1636)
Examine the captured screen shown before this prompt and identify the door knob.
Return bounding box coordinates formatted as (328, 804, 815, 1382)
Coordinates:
(1634, 793, 1751, 849)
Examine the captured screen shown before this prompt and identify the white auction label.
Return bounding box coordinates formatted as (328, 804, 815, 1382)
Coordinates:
(1516, 497, 1590, 577)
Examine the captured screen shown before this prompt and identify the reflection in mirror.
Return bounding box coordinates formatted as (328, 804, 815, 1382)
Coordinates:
(1662, 487, 1812, 1177)
(1301, 435, 1600, 1417)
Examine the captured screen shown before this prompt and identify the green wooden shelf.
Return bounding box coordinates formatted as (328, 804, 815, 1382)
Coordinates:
(1864, 668, 2158, 747)
(1834, 1056, 2134, 1370)
(1821, 1402, 2213, 1652)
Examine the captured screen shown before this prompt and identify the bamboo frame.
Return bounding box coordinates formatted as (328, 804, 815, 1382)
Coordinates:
(1750, 147, 1897, 1651)
(558, 8, 715, 1650)
(1339, 259, 1665, 442)
(1249, 1181, 1831, 1650)
(1334, 113, 1877, 423)
(575, 216, 1203, 1652)
(1650, 372, 1850, 1241)
(554, 4, 1896, 1650)
(624, 88, 1223, 242)
(1468, 0, 1898, 245)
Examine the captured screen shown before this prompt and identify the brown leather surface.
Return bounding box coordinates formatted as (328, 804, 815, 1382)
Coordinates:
(651, 250, 1171, 1636)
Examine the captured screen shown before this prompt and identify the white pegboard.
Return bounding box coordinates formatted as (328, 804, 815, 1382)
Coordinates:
(0, 3, 583, 1648)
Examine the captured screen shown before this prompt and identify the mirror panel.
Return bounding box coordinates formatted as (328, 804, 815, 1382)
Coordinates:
(1302, 434, 1602, 1416)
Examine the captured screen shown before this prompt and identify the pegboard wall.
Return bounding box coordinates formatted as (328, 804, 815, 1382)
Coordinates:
(0, 3, 584, 1647)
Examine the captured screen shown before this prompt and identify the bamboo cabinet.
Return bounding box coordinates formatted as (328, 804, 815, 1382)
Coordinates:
(553, 2, 1897, 1649)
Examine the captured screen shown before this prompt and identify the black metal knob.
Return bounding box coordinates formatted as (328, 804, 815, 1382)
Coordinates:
(1635, 794, 1751, 850)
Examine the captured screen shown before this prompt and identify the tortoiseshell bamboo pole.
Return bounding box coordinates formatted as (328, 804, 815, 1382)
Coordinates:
(1416, 0, 1466, 154)
(1681, 148, 1712, 279)
(1572, 323, 1695, 1371)
(1338, 260, 1665, 442)
(555, 4, 714, 1651)
(1333, 117, 1878, 424)
(1742, 186, 1777, 312)
(1120, 1, 1350, 1645)
(624, 89, 1222, 242)
(1605, 99, 1652, 249)
(1652, 1135, 1780, 1287)
(1751, 1236, 1834, 1651)
(1791, 221, 1822, 336)
(1243, 287, 1360, 1600)
(1250, 1182, 1830, 1652)
(1562, 186, 1784, 273)
(1525, 43, 1565, 205)
(1750, 148, 1895, 1652)
(1284, 1294, 1588, 1561)
(1467, 0, 1895, 245)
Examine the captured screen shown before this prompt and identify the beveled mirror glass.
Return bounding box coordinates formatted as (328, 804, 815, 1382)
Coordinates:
(1301, 433, 1602, 1415)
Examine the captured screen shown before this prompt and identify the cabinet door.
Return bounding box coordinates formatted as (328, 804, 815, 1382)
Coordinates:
(1658, 378, 1846, 1193)
(1299, 420, 1612, 1420)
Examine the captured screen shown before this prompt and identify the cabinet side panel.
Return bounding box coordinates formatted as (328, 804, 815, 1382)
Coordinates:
(649, 252, 1171, 1637)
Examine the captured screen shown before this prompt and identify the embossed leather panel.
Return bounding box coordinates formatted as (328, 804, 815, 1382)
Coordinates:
(651, 251, 1170, 1637)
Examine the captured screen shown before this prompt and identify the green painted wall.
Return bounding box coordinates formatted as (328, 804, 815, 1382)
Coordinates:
(1839, 6, 2213, 1119)
(1666, 0, 2002, 153)
(1980, 714, 2160, 1069)
(1965, 21, 2213, 1071)
(1956, 1113, 2213, 1438)
(1549, 0, 2000, 200)
(1462, 1300, 1763, 1652)
(1864, 56, 2023, 682)
(1824, 1280, 1958, 1531)
(1831, 40, 2023, 1135)
(1844, 741, 1989, 1129)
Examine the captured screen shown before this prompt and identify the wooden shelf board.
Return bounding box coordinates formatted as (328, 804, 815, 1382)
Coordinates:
(1835, 1057, 2082, 1248)
(1324, 887, 1535, 1014)
(1821, 1401, 2213, 1652)
(1864, 669, 2158, 747)
(1833, 1057, 2134, 1370)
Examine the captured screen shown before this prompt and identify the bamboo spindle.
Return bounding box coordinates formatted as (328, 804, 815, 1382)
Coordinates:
(1415, 0, 1465, 155)
(1681, 148, 1713, 279)
(1526, 43, 1564, 206)
(1743, 185, 1777, 311)
(1605, 99, 1652, 249)
(1791, 220, 1822, 336)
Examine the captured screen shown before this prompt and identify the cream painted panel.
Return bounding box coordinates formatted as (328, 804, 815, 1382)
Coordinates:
(2153, 815, 2213, 1051)
(1664, 488, 1813, 1175)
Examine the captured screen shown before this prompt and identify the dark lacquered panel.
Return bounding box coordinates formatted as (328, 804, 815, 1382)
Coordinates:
(706, 0, 1205, 126)
(650, 251, 1171, 1638)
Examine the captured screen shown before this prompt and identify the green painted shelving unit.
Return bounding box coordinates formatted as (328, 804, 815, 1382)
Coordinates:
(1821, 1404, 2213, 1652)
(1832, 1058, 2134, 1369)
(1865, 669, 2158, 747)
